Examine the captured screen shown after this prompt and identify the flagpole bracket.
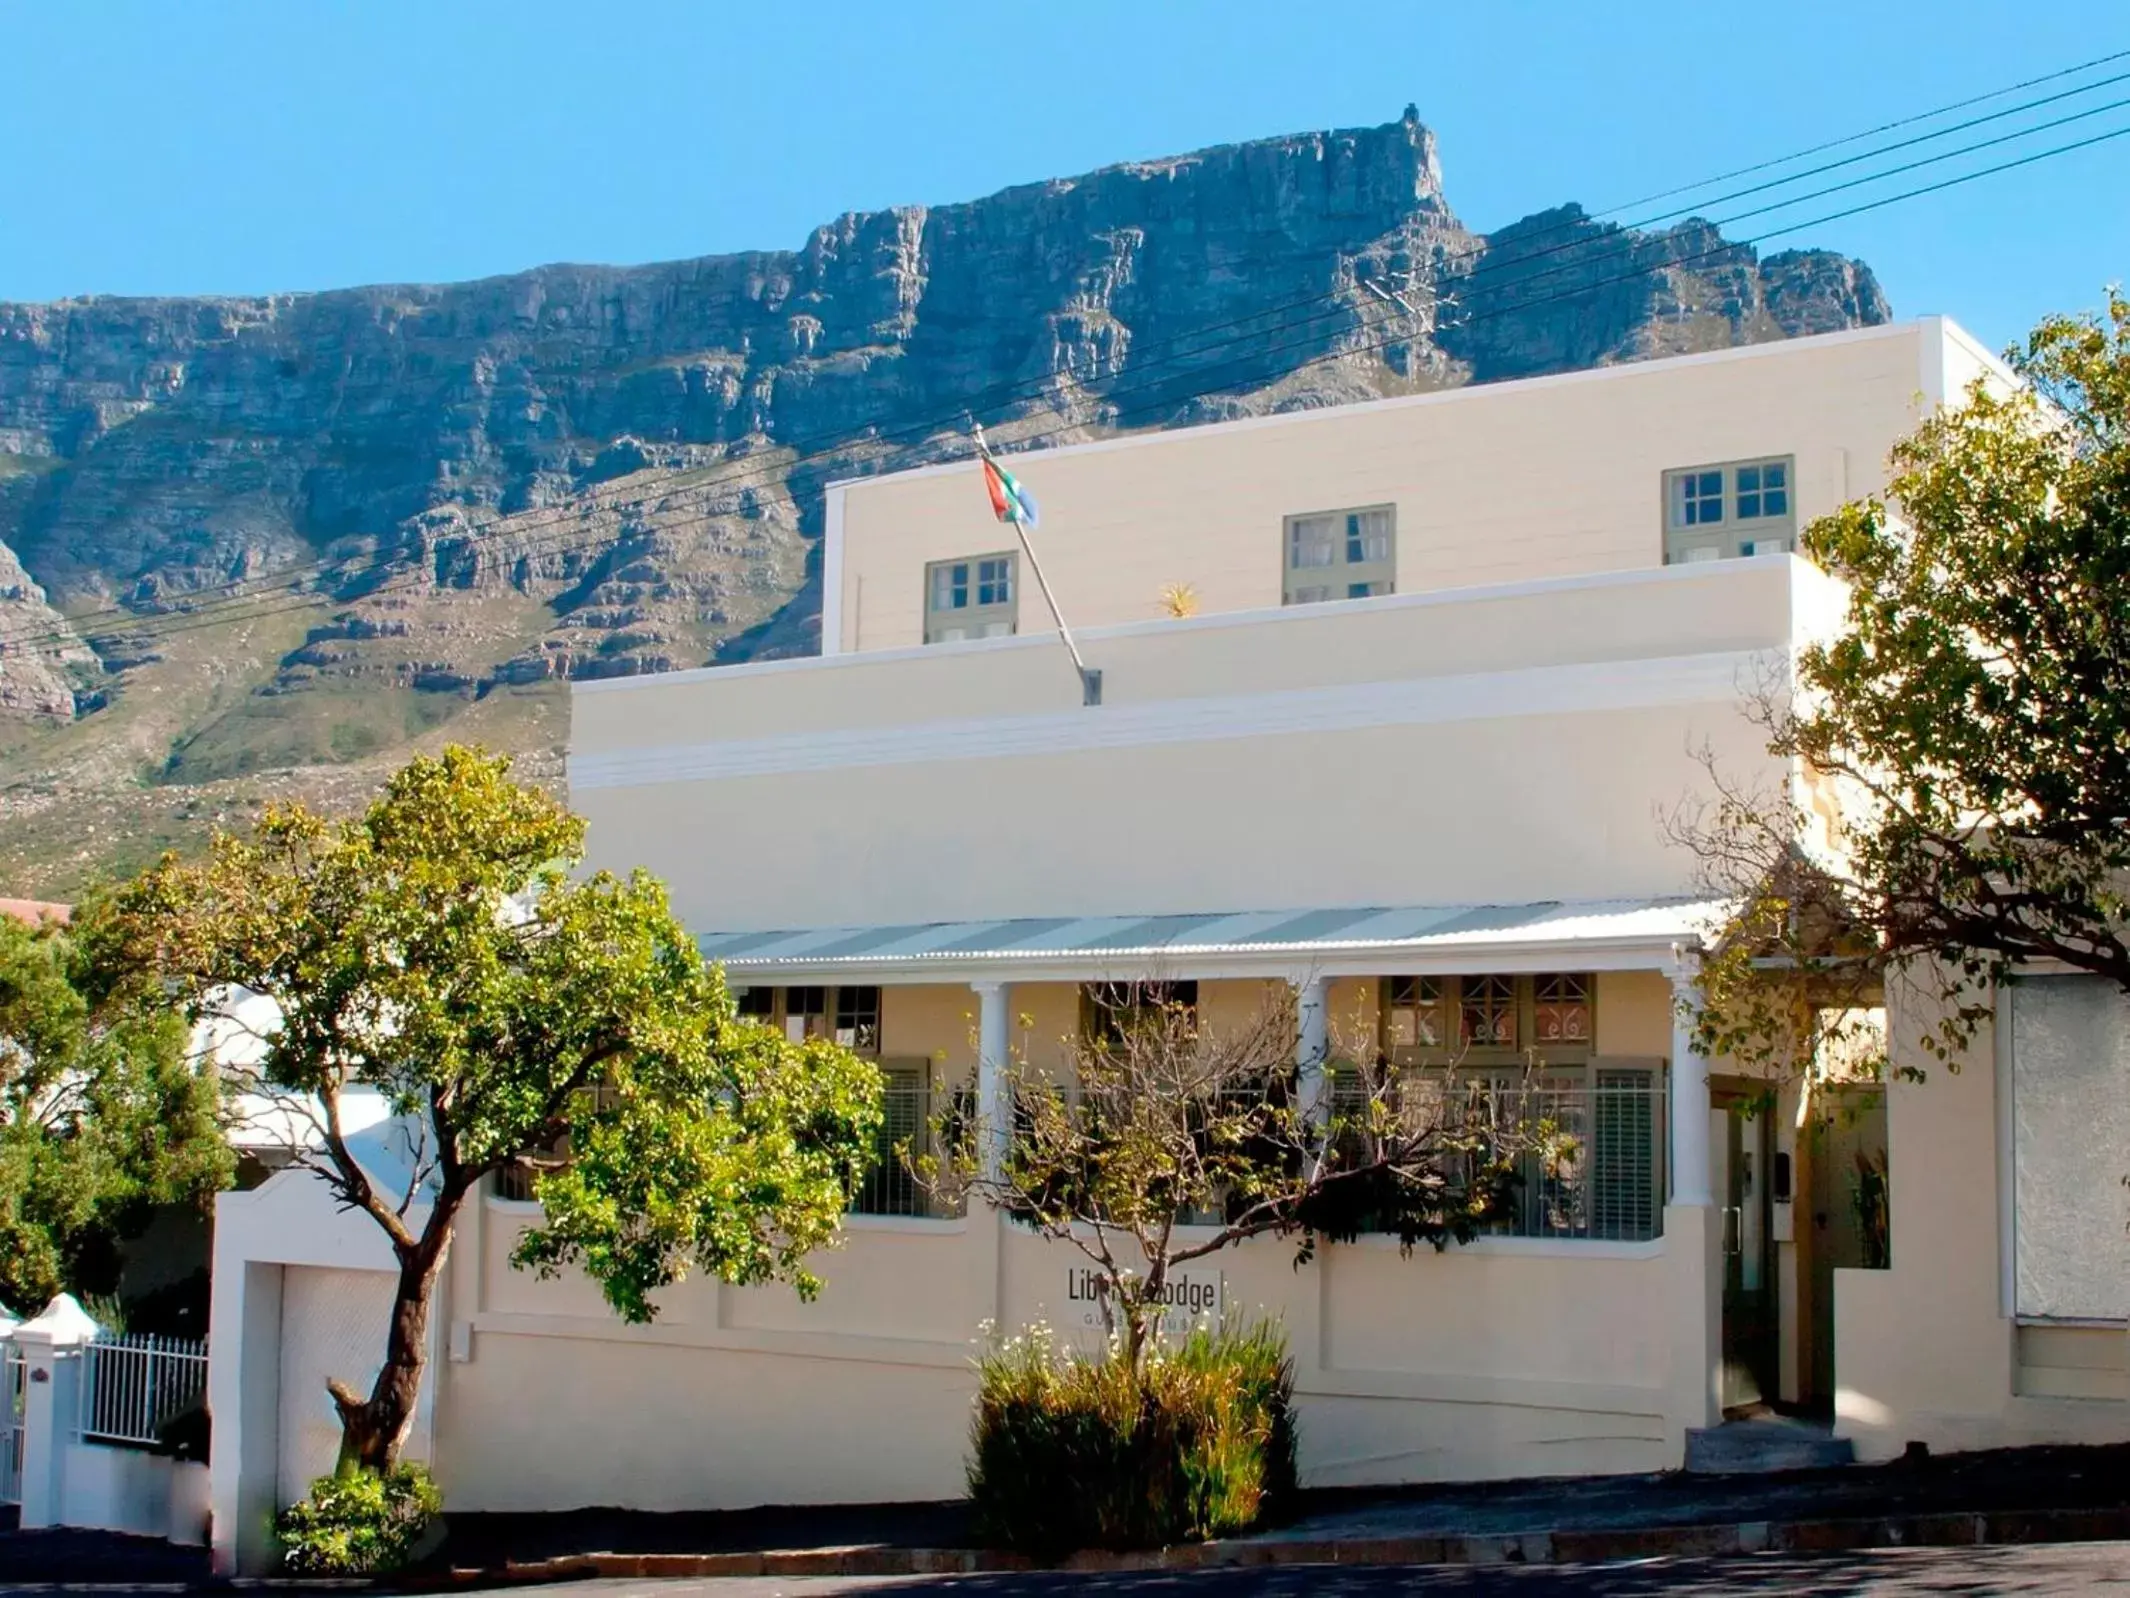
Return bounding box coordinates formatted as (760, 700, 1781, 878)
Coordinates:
(1080, 668, 1103, 707)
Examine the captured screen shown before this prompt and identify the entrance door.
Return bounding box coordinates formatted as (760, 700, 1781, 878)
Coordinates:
(1714, 1096, 1777, 1412)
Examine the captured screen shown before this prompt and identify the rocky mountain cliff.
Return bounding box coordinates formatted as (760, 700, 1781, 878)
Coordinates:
(0, 108, 1888, 893)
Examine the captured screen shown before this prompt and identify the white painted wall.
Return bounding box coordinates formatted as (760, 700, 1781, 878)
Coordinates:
(1836, 972, 2130, 1459)
(51, 1441, 209, 1545)
(573, 559, 1825, 935)
(825, 322, 1941, 651)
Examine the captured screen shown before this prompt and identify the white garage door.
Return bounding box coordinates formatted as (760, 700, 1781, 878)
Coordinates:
(277, 1267, 395, 1506)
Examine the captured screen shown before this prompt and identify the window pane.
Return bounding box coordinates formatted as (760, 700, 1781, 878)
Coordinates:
(1460, 975, 1517, 1048)
(736, 986, 775, 1018)
(1533, 973, 1592, 1046)
(1736, 465, 1761, 494)
(977, 557, 1013, 606)
(1386, 975, 1444, 1047)
(834, 986, 882, 1055)
(1290, 516, 1337, 569)
(1738, 489, 1762, 519)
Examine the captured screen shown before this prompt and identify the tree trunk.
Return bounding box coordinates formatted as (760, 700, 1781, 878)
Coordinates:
(328, 1188, 463, 1476)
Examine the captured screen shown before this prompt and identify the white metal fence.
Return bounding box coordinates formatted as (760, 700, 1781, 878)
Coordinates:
(1, 1342, 24, 1505)
(78, 1333, 208, 1450)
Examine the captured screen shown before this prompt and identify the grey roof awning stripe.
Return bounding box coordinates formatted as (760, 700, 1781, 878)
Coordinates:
(693, 898, 1722, 971)
(1076, 914, 1232, 951)
(697, 928, 809, 959)
(1229, 907, 1391, 945)
(933, 917, 1072, 953)
(799, 923, 953, 959)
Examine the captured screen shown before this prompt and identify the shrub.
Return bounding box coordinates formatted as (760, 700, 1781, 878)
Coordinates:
(276, 1462, 442, 1575)
(968, 1318, 1296, 1554)
(155, 1403, 209, 1463)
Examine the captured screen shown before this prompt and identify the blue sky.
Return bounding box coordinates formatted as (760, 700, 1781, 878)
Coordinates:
(3, 1, 2125, 352)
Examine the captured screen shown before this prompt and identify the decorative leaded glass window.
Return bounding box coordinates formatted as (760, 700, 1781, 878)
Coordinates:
(1385, 975, 1446, 1048)
(1533, 973, 1593, 1047)
(1460, 974, 1518, 1049)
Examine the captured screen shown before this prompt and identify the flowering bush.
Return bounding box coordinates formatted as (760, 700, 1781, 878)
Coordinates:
(968, 1318, 1295, 1553)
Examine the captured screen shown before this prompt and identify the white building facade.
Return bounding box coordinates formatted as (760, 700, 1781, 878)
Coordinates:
(205, 319, 2130, 1572)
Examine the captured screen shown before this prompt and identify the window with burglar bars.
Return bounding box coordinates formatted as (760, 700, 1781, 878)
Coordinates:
(733, 987, 943, 1217)
(855, 1061, 935, 1217)
(1360, 974, 1664, 1241)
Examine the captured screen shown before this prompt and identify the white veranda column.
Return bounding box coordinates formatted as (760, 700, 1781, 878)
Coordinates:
(1294, 975, 1330, 1125)
(973, 980, 1012, 1183)
(1669, 947, 1714, 1207)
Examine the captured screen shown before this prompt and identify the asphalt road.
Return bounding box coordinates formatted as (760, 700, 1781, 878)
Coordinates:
(370, 1541, 2130, 1598)
(3, 1542, 2127, 1596)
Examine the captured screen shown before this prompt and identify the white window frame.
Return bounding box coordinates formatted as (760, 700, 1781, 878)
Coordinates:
(1663, 456, 1796, 564)
(1283, 504, 1396, 606)
(924, 551, 1018, 644)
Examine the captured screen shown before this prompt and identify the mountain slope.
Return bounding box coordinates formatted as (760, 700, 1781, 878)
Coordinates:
(0, 108, 1887, 894)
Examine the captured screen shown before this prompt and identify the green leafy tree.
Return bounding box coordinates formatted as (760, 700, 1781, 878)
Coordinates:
(1681, 291, 2130, 1071)
(111, 746, 882, 1473)
(0, 909, 231, 1313)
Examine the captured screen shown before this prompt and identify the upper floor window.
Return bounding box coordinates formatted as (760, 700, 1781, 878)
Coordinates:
(1664, 457, 1794, 564)
(924, 552, 1017, 644)
(1284, 505, 1395, 606)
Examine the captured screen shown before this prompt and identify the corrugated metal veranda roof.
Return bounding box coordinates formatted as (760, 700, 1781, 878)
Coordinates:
(697, 897, 1723, 979)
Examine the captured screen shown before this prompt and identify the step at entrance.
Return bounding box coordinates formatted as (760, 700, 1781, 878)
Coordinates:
(1685, 1416, 1856, 1474)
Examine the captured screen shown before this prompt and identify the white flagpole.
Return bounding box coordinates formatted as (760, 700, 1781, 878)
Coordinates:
(974, 427, 1100, 706)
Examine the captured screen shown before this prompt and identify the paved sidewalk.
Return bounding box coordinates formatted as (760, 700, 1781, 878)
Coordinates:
(414, 1441, 2130, 1586)
(0, 1524, 210, 1585)
(1262, 1440, 2130, 1546)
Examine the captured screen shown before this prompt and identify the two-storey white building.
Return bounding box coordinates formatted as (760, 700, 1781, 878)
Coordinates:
(206, 317, 2130, 1571)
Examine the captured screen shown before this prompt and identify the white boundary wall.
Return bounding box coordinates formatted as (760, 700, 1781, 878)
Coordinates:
(5, 1300, 211, 1546)
(210, 1161, 1721, 1573)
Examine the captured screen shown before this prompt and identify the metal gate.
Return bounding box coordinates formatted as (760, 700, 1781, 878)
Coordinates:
(0, 1342, 25, 1507)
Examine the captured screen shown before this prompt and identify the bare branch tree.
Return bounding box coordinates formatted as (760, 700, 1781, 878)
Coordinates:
(920, 980, 1556, 1369)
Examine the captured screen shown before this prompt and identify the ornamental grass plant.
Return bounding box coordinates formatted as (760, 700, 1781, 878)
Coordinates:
(968, 1318, 1296, 1554)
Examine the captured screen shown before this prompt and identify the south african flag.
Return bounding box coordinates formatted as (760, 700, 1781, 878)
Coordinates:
(980, 454, 1040, 529)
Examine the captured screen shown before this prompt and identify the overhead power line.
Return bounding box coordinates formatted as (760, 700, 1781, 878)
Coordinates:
(8, 48, 2126, 651)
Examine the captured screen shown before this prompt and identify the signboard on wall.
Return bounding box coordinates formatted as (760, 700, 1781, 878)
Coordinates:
(1064, 1265, 1224, 1335)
